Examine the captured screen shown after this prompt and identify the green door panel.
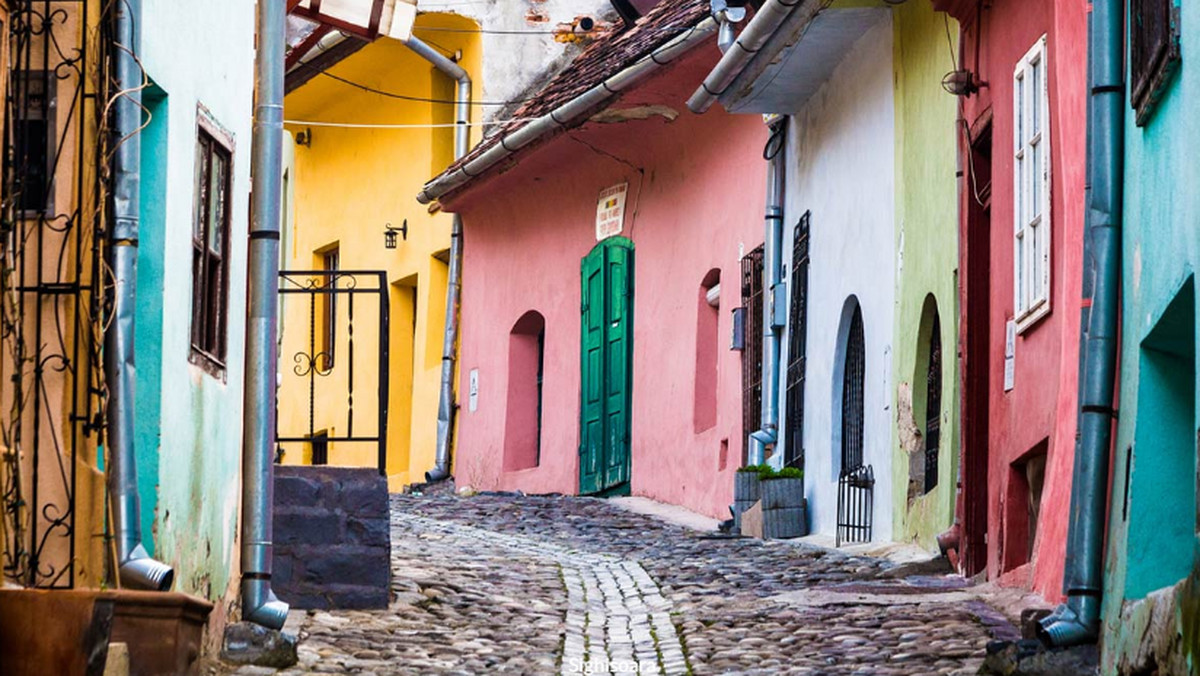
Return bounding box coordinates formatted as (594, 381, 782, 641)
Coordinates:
(579, 237, 634, 495)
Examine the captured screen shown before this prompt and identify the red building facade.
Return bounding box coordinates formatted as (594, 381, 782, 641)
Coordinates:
(937, 0, 1088, 599)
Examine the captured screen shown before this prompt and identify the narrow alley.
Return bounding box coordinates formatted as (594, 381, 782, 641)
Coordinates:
(244, 493, 1014, 675)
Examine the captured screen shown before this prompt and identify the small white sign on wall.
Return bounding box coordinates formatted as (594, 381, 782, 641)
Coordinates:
(596, 182, 628, 241)
(1004, 320, 1016, 392)
(468, 369, 479, 413)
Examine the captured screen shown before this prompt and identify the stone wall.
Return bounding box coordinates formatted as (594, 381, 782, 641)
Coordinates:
(273, 466, 391, 609)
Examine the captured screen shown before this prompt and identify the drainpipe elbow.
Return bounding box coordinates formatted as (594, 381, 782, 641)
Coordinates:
(118, 543, 175, 591)
(1037, 597, 1100, 647)
(425, 466, 451, 483)
(242, 578, 289, 630)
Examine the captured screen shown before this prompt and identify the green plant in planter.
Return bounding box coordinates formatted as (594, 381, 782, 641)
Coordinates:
(763, 467, 803, 481)
(737, 464, 770, 473)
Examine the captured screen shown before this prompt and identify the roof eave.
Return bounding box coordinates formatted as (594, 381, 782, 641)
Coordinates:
(417, 16, 720, 206)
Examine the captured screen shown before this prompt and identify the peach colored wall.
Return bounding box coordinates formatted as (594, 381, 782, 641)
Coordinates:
(444, 51, 768, 519)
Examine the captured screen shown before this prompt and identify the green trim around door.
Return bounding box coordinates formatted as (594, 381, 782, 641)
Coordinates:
(579, 237, 634, 496)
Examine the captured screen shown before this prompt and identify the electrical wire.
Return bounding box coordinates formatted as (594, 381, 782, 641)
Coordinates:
(283, 118, 535, 129)
(320, 71, 540, 106)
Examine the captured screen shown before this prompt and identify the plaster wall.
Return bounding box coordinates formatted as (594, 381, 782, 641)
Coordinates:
(444, 48, 768, 519)
(136, 0, 256, 607)
(952, 0, 1087, 598)
(889, 1, 961, 550)
(1100, 3, 1200, 671)
(780, 18, 896, 542)
(280, 13, 483, 490)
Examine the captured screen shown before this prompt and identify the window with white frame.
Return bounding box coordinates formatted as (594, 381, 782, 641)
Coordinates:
(1013, 36, 1051, 329)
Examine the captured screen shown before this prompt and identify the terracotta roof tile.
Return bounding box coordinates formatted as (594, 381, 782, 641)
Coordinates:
(431, 0, 710, 191)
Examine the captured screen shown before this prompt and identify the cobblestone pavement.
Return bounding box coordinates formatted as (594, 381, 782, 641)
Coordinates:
(252, 493, 1017, 675)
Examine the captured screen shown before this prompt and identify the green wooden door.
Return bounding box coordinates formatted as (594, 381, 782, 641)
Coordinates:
(580, 238, 634, 495)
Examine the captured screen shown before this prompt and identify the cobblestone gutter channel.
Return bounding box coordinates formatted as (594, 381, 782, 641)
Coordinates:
(224, 494, 1015, 675)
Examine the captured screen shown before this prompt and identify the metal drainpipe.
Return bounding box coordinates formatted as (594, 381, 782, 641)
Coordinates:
(399, 36, 471, 484)
(240, 0, 289, 630)
(748, 119, 787, 466)
(107, 0, 174, 592)
(713, 1, 746, 54)
(1038, 0, 1123, 647)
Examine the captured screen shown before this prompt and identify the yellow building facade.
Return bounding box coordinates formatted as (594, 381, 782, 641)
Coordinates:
(279, 12, 480, 491)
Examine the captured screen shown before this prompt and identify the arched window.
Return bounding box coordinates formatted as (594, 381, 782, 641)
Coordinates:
(694, 269, 721, 433)
(503, 311, 545, 471)
(841, 304, 866, 474)
(923, 313, 942, 493)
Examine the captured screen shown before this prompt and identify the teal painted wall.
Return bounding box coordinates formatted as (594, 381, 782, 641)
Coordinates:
(1100, 1, 1200, 670)
(136, 0, 256, 620)
(135, 86, 168, 556)
(890, 0, 960, 549)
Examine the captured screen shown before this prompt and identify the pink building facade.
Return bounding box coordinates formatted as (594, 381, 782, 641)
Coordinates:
(938, 0, 1088, 599)
(440, 49, 768, 519)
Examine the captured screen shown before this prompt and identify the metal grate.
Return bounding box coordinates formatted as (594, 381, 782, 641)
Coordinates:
(740, 246, 765, 466)
(1130, 0, 1180, 126)
(277, 270, 390, 475)
(837, 304, 872, 545)
(2, 0, 108, 589)
(924, 314, 942, 494)
(784, 213, 810, 471)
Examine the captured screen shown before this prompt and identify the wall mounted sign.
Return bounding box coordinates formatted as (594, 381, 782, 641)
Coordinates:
(596, 182, 628, 240)
(468, 369, 479, 413)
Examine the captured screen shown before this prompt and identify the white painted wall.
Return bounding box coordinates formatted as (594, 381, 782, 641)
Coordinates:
(419, 0, 617, 118)
(779, 17, 896, 542)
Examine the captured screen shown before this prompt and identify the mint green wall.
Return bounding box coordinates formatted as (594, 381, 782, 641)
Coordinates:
(137, 0, 256, 604)
(135, 87, 169, 556)
(890, 1, 960, 548)
(1100, 2, 1200, 671)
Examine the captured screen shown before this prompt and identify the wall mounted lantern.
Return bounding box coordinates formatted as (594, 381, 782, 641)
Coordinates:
(385, 220, 408, 249)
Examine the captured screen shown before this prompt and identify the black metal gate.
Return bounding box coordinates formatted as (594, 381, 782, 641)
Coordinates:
(924, 313, 942, 493)
(784, 213, 810, 471)
(837, 304, 873, 545)
(740, 246, 765, 466)
(277, 270, 389, 475)
(2, 0, 107, 589)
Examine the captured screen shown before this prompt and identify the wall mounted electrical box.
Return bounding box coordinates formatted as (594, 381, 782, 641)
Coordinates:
(731, 307, 747, 350)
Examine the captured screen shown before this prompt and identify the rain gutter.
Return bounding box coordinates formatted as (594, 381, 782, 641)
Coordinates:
(399, 35, 471, 483)
(687, 0, 823, 114)
(240, 0, 290, 630)
(1038, 0, 1124, 647)
(107, 0, 174, 592)
(416, 16, 719, 206)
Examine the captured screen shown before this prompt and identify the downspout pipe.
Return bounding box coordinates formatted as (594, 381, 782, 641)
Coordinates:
(240, 0, 289, 630)
(417, 18, 718, 205)
(713, 1, 747, 54)
(107, 0, 174, 592)
(398, 35, 471, 483)
(748, 118, 787, 467)
(1038, 0, 1123, 648)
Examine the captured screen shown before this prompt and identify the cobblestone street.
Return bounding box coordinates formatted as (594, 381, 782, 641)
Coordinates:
(261, 494, 1017, 675)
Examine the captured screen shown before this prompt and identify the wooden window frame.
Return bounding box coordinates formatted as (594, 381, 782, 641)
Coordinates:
(189, 113, 234, 378)
(1131, 0, 1181, 126)
(1012, 36, 1051, 333)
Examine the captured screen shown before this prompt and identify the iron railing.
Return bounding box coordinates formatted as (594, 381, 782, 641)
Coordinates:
(276, 270, 389, 476)
(1, 0, 108, 589)
(739, 245, 764, 467)
(836, 304, 872, 545)
(784, 212, 809, 471)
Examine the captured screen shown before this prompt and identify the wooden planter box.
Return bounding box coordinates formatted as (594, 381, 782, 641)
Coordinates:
(760, 477, 807, 539)
(733, 471, 762, 530)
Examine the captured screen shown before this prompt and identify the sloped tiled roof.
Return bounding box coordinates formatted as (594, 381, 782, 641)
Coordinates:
(429, 0, 711, 193)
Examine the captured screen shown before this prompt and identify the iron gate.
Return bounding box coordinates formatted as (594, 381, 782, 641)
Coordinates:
(837, 304, 873, 545)
(924, 314, 942, 493)
(277, 270, 389, 475)
(783, 212, 810, 471)
(1, 0, 108, 589)
(740, 245, 764, 466)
